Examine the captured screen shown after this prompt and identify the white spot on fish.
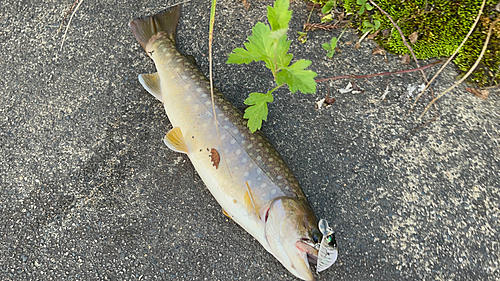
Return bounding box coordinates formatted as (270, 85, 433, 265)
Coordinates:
(241, 140, 246, 145)
(223, 125, 229, 130)
(260, 183, 267, 188)
(250, 137, 255, 141)
(224, 117, 229, 121)
(256, 156, 262, 161)
(249, 164, 254, 168)
(247, 144, 253, 149)
(244, 171, 249, 177)
(236, 149, 241, 155)
(184, 95, 192, 102)
(201, 93, 208, 97)
(258, 143, 263, 147)
(271, 189, 276, 195)
(242, 157, 247, 163)
(241, 133, 245, 138)
(232, 129, 239, 134)
(257, 169, 262, 175)
(181, 76, 188, 80)
(204, 100, 212, 106)
(268, 157, 273, 162)
(230, 139, 236, 145)
(277, 175, 282, 180)
(220, 134, 226, 141)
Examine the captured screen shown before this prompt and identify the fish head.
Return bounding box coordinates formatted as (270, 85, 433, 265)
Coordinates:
(264, 197, 337, 280)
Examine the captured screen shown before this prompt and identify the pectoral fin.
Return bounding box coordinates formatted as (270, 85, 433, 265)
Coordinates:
(244, 181, 261, 220)
(139, 73, 162, 102)
(163, 127, 188, 154)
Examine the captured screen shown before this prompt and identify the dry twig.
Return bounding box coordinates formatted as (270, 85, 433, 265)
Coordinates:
(59, 0, 85, 52)
(57, 0, 80, 35)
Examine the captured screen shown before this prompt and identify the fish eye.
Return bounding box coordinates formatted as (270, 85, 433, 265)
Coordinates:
(312, 232, 321, 244)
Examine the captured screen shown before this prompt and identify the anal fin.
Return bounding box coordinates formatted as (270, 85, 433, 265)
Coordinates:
(222, 209, 232, 220)
(139, 73, 162, 102)
(163, 127, 188, 154)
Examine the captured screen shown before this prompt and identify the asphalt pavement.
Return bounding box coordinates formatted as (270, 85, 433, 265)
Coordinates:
(1, 0, 499, 280)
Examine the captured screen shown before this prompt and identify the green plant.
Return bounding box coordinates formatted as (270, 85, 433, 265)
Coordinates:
(322, 27, 346, 58)
(361, 19, 380, 34)
(356, 0, 373, 15)
(227, 0, 317, 132)
(322, 37, 339, 58)
(320, 0, 337, 23)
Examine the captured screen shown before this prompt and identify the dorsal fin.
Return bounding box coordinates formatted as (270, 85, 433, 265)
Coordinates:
(139, 73, 162, 102)
(163, 127, 188, 154)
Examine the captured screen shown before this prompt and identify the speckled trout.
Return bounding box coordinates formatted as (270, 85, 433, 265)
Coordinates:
(130, 6, 337, 280)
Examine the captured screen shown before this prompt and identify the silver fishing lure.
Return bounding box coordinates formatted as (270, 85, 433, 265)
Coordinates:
(316, 219, 338, 273)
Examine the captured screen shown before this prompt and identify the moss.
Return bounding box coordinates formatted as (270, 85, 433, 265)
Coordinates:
(339, 0, 500, 87)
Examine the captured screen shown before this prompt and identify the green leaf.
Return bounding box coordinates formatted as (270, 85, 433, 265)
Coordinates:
(227, 22, 274, 66)
(322, 42, 332, 51)
(356, 0, 365, 5)
(327, 50, 335, 58)
(321, 0, 335, 14)
(362, 21, 372, 28)
(275, 37, 293, 68)
(365, 3, 373, 10)
(276, 60, 317, 94)
(297, 31, 307, 44)
(320, 13, 333, 23)
(330, 37, 338, 48)
(267, 0, 292, 31)
(358, 5, 365, 15)
(269, 28, 287, 40)
(374, 20, 381, 30)
(243, 92, 274, 132)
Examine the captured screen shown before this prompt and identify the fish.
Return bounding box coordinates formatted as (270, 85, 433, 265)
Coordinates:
(129, 5, 337, 280)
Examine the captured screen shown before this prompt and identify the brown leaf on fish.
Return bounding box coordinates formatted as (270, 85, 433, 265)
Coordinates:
(210, 148, 220, 169)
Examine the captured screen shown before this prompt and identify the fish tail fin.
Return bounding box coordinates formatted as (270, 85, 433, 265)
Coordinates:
(129, 5, 181, 51)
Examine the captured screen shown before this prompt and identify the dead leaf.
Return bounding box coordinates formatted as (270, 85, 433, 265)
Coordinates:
(325, 96, 336, 105)
(372, 46, 385, 55)
(242, 0, 250, 10)
(466, 87, 489, 100)
(354, 42, 361, 50)
(316, 98, 326, 110)
(367, 29, 380, 40)
(382, 29, 390, 37)
(409, 32, 418, 44)
(210, 148, 220, 169)
(401, 54, 411, 64)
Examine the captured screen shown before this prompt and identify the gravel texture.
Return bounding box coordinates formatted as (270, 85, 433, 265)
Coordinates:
(1, 0, 499, 280)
